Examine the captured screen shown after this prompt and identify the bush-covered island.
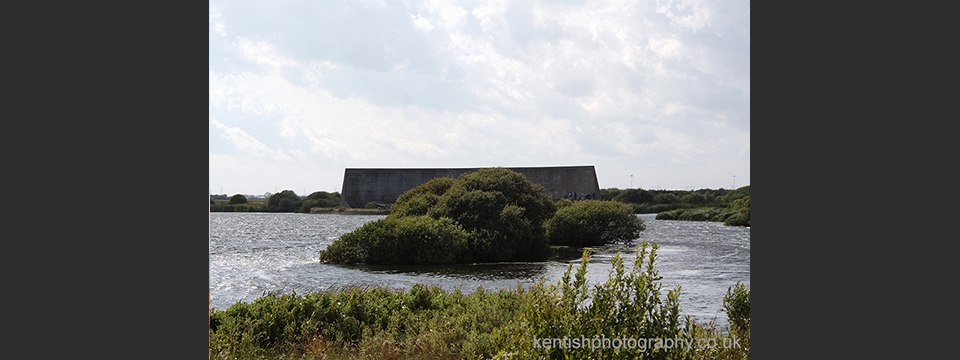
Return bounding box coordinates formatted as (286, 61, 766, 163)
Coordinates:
(319, 168, 645, 265)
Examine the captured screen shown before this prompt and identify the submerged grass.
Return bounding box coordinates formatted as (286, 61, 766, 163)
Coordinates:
(210, 243, 749, 359)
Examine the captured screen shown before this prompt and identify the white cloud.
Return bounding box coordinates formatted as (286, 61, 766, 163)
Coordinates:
(209, 0, 749, 191)
(411, 13, 435, 32)
(234, 37, 297, 69)
(655, 0, 714, 33)
(211, 117, 292, 163)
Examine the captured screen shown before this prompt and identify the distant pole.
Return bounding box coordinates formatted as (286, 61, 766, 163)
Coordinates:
(733, 175, 735, 189)
(630, 175, 633, 188)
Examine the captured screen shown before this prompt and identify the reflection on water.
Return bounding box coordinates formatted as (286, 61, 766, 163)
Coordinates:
(210, 212, 749, 327)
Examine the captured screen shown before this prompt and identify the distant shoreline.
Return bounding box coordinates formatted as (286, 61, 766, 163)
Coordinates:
(309, 209, 389, 215)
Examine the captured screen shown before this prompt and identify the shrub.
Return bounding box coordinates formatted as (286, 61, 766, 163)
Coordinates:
(495, 242, 690, 359)
(546, 200, 645, 247)
(209, 284, 529, 359)
(327, 168, 556, 264)
(388, 177, 455, 218)
(364, 201, 379, 209)
(680, 192, 706, 204)
(305, 191, 341, 208)
(611, 188, 653, 204)
(228, 194, 248, 204)
(633, 202, 681, 214)
(723, 281, 750, 332)
(655, 209, 683, 220)
(724, 209, 750, 227)
(266, 190, 303, 212)
(318, 215, 470, 265)
(654, 193, 680, 204)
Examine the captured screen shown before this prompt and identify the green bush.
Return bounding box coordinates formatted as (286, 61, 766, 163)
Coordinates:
(654, 193, 680, 204)
(324, 168, 555, 264)
(209, 284, 528, 359)
(388, 177, 455, 218)
(611, 188, 653, 204)
(305, 191, 340, 208)
(495, 242, 691, 359)
(723, 281, 750, 332)
(318, 215, 471, 265)
(680, 192, 706, 204)
(228, 194, 248, 204)
(632, 202, 681, 214)
(724, 209, 750, 227)
(266, 190, 303, 212)
(426, 168, 556, 262)
(720, 186, 749, 205)
(546, 200, 645, 247)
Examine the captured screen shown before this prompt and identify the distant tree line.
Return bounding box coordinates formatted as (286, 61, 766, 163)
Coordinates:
(210, 190, 341, 213)
(598, 186, 750, 226)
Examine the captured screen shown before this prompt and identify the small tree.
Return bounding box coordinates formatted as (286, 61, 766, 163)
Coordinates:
(546, 200, 645, 247)
(228, 194, 248, 205)
(267, 190, 303, 212)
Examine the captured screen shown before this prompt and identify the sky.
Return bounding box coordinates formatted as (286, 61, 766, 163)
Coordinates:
(209, 0, 749, 197)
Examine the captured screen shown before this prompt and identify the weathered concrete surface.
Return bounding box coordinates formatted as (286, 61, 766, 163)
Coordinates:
(339, 166, 601, 208)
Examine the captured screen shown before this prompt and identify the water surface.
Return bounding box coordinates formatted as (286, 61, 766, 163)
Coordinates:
(209, 213, 749, 327)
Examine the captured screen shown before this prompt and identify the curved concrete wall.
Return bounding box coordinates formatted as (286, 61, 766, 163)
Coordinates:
(339, 166, 601, 208)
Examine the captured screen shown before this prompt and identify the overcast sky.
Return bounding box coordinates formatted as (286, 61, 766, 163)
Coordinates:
(209, 0, 749, 196)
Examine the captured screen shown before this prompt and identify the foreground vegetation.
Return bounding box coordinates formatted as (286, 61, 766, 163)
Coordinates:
(319, 168, 645, 265)
(210, 243, 750, 359)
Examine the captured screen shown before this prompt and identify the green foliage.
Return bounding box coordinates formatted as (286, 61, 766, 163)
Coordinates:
(600, 188, 621, 201)
(305, 191, 340, 208)
(495, 243, 691, 359)
(213, 245, 750, 359)
(724, 194, 750, 227)
(389, 177, 455, 218)
(680, 192, 706, 204)
(228, 194, 248, 205)
(653, 193, 680, 204)
(730, 194, 750, 210)
(723, 281, 750, 332)
(266, 190, 303, 212)
(319, 216, 471, 265)
(209, 284, 528, 359)
(363, 201, 380, 209)
(427, 168, 556, 263)
(546, 200, 646, 247)
(630, 202, 682, 214)
(720, 186, 750, 205)
(555, 198, 574, 209)
(611, 188, 654, 204)
(325, 168, 556, 264)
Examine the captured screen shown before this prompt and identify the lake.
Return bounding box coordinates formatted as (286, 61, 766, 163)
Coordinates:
(209, 212, 749, 328)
